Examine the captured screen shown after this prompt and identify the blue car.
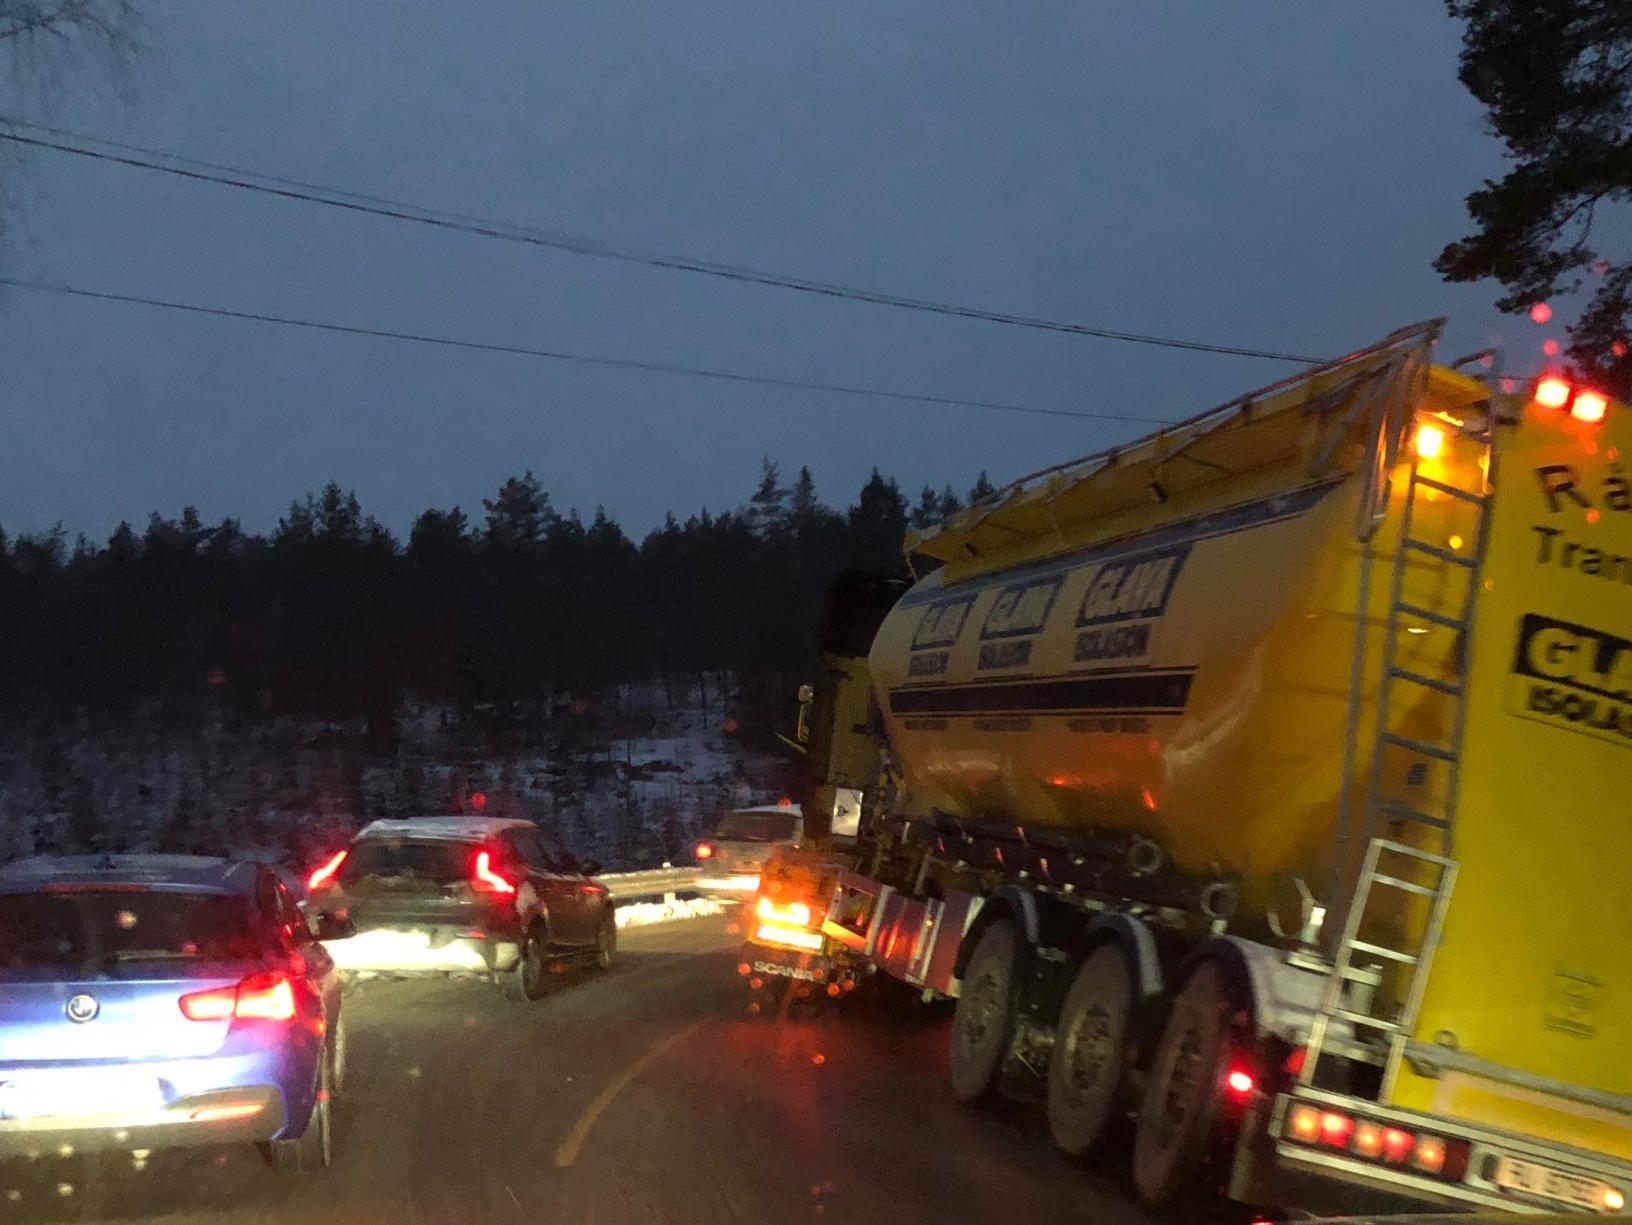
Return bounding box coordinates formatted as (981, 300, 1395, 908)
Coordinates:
(0, 854, 350, 1172)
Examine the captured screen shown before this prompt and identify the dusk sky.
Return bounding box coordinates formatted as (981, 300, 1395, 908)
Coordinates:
(0, 3, 1554, 541)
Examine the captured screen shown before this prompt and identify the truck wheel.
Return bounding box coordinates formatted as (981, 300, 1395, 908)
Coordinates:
(1047, 944, 1134, 1158)
(949, 919, 1021, 1106)
(1131, 959, 1240, 1209)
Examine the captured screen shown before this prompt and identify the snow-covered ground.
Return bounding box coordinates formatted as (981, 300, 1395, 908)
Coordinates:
(614, 895, 729, 928)
(0, 680, 791, 879)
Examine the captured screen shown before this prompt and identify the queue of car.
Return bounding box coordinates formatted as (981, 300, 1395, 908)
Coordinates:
(0, 814, 619, 1176)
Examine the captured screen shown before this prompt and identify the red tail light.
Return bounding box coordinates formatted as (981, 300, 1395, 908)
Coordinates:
(695, 841, 715, 861)
(1225, 1068, 1256, 1097)
(1535, 376, 1573, 409)
(179, 971, 296, 1022)
(307, 849, 348, 892)
(1572, 390, 1609, 423)
(471, 850, 516, 895)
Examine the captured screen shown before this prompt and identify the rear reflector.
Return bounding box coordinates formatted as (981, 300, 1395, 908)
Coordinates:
(189, 1101, 265, 1122)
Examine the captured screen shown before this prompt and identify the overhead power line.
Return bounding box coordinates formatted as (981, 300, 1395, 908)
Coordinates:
(0, 121, 1326, 366)
(0, 277, 1180, 425)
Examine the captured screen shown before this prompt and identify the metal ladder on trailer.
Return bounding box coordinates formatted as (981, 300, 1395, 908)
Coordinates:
(1303, 417, 1495, 1095)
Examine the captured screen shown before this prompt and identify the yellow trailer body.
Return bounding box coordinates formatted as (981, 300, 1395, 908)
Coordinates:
(1388, 391, 1632, 1163)
(869, 330, 1632, 1176)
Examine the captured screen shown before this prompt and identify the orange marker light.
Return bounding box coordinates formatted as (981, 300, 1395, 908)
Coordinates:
(1382, 1127, 1415, 1163)
(1414, 423, 1447, 460)
(1288, 1105, 1321, 1143)
(1572, 390, 1609, 423)
(1354, 1122, 1384, 1158)
(1413, 1135, 1447, 1174)
(1535, 377, 1573, 409)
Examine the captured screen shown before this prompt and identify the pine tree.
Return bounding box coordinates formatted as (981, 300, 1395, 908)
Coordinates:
(746, 457, 789, 539)
(968, 471, 997, 504)
(909, 485, 942, 530)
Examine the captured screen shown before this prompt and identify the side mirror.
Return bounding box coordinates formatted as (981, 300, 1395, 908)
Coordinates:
(580, 859, 603, 877)
(310, 912, 357, 942)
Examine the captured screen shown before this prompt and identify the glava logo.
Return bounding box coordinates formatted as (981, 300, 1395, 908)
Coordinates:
(1076, 545, 1190, 627)
(981, 579, 1061, 640)
(1518, 618, 1632, 699)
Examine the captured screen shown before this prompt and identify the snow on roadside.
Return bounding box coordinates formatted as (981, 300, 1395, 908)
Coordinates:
(615, 895, 728, 928)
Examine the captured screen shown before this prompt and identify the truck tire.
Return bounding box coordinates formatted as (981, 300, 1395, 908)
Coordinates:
(1131, 959, 1240, 1209)
(1047, 944, 1134, 1158)
(950, 919, 1021, 1106)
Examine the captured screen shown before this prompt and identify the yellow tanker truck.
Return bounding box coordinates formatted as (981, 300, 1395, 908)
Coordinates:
(742, 320, 1632, 1214)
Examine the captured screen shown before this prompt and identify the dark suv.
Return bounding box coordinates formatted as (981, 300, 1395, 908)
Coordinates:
(304, 817, 615, 1001)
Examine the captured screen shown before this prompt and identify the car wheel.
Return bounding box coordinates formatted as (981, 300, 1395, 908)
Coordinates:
(265, 1045, 333, 1173)
(330, 1013, 349, 1097)
(594, 911, 617, 971)
(504, 925, 551, 1001)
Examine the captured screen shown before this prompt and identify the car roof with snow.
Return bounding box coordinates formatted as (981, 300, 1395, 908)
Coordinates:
(355, 816, 537, 843)
(0, 853, 260, 896)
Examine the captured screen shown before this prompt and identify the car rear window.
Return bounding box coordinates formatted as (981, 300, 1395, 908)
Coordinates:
(341, 838, 473, 885)
(714, 810, 798, 842)
(0, 890, 258, 970)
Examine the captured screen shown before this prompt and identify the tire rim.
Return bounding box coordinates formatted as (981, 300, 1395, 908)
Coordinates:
(1158, 1023, 1204, 1147)
(1063, 1002, 1114, 1103)
(960, 964, 1001, 1053)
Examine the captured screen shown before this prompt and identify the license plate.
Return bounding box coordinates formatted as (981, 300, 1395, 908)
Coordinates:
(0, 1069, 161, 1120)
(753, 959, 818, 982)
(1496, 1155, 1613, 1211)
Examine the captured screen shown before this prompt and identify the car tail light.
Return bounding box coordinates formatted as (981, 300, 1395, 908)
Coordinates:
(1225, 1069, 1256, 1097)
(695, 841, 715, 861)
(471, 850, 516, 895)
(179, 971, 296, 1022)
(307, 849, 348, 892)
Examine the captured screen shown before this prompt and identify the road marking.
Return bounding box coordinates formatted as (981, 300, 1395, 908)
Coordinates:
(553, 1018, 710, 1167)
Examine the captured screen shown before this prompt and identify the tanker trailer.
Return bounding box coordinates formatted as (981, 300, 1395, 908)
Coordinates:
(747, 320, 1632, 1214)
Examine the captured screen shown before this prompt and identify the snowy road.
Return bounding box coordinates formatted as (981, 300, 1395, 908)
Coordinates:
(1, 914, 1158, 1225)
